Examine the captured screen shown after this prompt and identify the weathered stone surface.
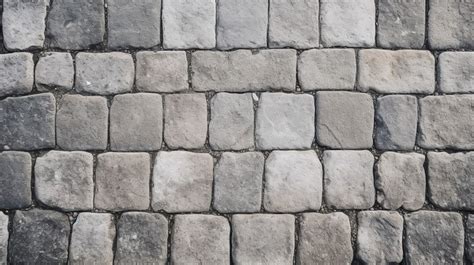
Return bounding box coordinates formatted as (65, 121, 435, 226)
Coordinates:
(298, 49, 356, 91)
(95, 153, 150, 211)
(468, 215, 474, 262)
(0, 213, 7, 265)
(213, 152, 264, 213)
(116, 212, 168, 265)
(35, 53, 74, 91)
(110, 93, 163, 151)
(192, 50, 297, 92)
(172, 215, 230, 264)
(405, 211, 464, 264)
(232, 214, 295, 265)
(0, 152, 31, 209)
(0, 93, 55, 150)
(108, 0, 161, 49)
(10, 209, 70, 264)
(56, 95, 108, 150)
(75, 52, 134, 95)
(152, 151, 213, 212)
(316, 92, 373, 149)
(0, 53, 33, 97)
(323, 150, 375, 209)
(136, 51, 188, 93)
(164, 94, 207, 149)
(264, 151, 322, 212)
(359, 50, 435, 94)
(418, 95, 474, 150)
(439, 52, 474, 93)
(256, 93, 314, 150)
(35, 151, 94, 211)
(162, 0, 215, 49)
(69, 213, 115, 265)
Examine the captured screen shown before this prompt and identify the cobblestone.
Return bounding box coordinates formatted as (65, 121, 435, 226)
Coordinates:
(0, 213, 6, 265)
(0, 152, 31, 209)
(439, 52, 474, 93)
(35, 53, 74, 91)
(0, 53, 34, 97)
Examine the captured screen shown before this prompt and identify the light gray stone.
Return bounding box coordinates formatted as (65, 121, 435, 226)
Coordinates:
(439, 52, 474, 93)
(232, 214, 295, 265)
(0, 152, 31, 209)
(468, 215, 474, 262)
(0, 213, 7, 265)
(0, 53, 33, 97)
(213, 152, 264, 213)
(171, 215, 230, 264)
(95, 153, 150, 211)
(359, 50, 435, 94)
(152, 151, 213, 212)
(256, 93, 314, 150)
(35, 53, 74, 91)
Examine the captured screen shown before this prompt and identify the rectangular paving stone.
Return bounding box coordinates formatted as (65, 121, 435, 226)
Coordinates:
(0, 53, 34, 97)
(0, 152, 31, 209)
(468, 215, 474, 263)
(439, 52, 474, 93)
(0, 213, 7, 265)
(35, 52, 74, 91)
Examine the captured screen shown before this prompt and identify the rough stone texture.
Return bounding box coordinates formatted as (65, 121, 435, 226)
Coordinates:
(0, 93, 55, 150)
(323, 150, 375, 209)
(428, 152, 473, 210)
(75, 52, 134, 95)
(232, 214, 295, 265)
(359, 49, 435, 94)
(298, 49, 356, 91)
(116, 213, 168, 265)
(320, 0, 375, 47)
(210, 93, 254, 150)
(213, 152, 264, 213)
(468, 215, 474, 263)
(0, 213, 7, 265)
(405, 211, 464, 264)
(264, 151, 322, 212)
(171, 215, 230, 264)
(110, 93, 163, 151)
(192, 50, 297, 92)
(439, 52, 474, 93)
(0, 152, 31, 209)
(0, 53, 33, 97)
(256, 93, 314, 150)
(69, 213, 115, 265)
(35, 52, 74, 91)
(47, 0, 105, 49)
(56, 95, 108, 150)
(418, 95, 474, 150)
(162, 0, 216, 49)
(316, 92, 373, 149)
(108, 0, 161, 49)
(10, 209, 70, 264)
(136, 51, 188, 93)
(152, 151, 213, 212)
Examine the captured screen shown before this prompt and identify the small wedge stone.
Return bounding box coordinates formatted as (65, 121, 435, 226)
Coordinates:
(0, 213, 7, 265)
(35, 53, 74, 91)
(0, 152, 31, 209)
(0, 53, 34, 97)
(439, 52, 474, 93)
(468, 215, 474, 262)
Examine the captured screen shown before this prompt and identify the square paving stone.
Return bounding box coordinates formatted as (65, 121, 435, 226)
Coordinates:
(0, 53, 34, 97)
(468, 215, 474, 262)
(264, 150, 322, 212)
(152, 151, 213, 212)
(35, 151, 94, 211)
(171, 215, 230, 264)
(0, 152, 31, 209)
(439, 52, 474, 93)
(213, 152, 264, 213)
(35, 52, 74, 91)
(0, 213, 7, 265)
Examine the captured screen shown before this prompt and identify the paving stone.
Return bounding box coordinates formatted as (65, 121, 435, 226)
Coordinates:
(47, 0, 105, 49)
(164, 94, 207, 149)
(0, 53, 34, 97)
(320, 0, 375, 47)
(10, 209, 70, 264)
(95, 153, 150, 211)
(136, 51, 188, 93)
(264, 151, 322, 212)
(116, 212, 168, 265)
(439, 52, 474, 93)
(0, 93, 55, 150)
(359, 50, 435, 94)
(213, 152, 264, 213)
(357, 211, 403, 264)
(110, 93, 163, 151)
(232, 214, 294, 265)
(69, 213, 115, 265)
(316, 92, 373, 149)
(405, 211, 464, 264)
(56, 95, 108, 150)
(375, 95, 418, 150)
(35, 151, 94, 211)
(35, 53, 74, 91)
(162, 0, 216, 49)
(172, 215, 230, 264)
(298, 49, 356, 91)
(217, 0, 267, 49)
(75, 52, 134, 95)
(377, 0, 425, 48)
(0, 213, 7, 265)
(0, 152, 31, 209)
(418, 95, 474, 150)
(209, 93, 254, 150)
(256, 93, 314, 150)
(2, 0, 49, 50)
(108, 0, 161, 49)
(323, 150, 375, 209)
(152, 151, 213, 212)
(468, 215, 474, 262)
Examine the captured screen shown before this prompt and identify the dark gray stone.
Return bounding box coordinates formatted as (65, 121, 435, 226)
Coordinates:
(0, 53, 34, 97)
(468, 215, 474, 263)
(0, 152, 31, 209)
(0, 213, 7, 264)
(35, 52, 74, 91)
